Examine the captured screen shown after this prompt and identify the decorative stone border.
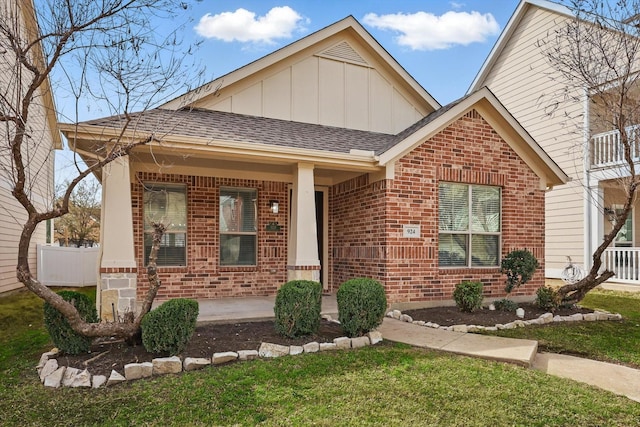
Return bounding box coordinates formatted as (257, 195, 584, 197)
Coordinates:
(386, 309, 623, 333)
(36, 320, 383, 389)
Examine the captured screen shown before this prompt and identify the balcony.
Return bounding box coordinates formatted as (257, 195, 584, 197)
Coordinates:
(591, 125, 640, 169)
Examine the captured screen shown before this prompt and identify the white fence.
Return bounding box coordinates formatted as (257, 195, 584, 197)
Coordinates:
(37, 244, 99, 287)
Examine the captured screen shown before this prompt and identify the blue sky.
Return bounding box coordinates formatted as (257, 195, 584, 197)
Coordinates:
(52, 0, 524, 182)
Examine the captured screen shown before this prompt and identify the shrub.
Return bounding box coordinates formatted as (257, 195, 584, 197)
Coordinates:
(141, 298, 199, 355)
(43, 290, 99, 355)
(337, 278, 387, 337)
(274, 280, 322, 338)
(536, 286, 560, 311)
(452, 281, 484, 313)
(501, 249, 540, 294)
(494, 298, 519, 312)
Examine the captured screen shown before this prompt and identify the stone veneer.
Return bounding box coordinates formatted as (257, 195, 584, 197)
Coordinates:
(99, 272, 137, 321)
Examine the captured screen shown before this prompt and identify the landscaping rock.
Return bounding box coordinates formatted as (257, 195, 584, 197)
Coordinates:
(553, 315, 563, 322)
(39, 359, 58, 383)
(44, 366, 65, 388)
(489, 303, 496, 311)
(303, 342, 320, 353)
(452, 324, 468, 333)
(153, 356, 182, 374)
(212, 352, 238, 365)
(596, 312, 610, 321)
(334, 337, 351, 349)
(351, 336, 370, 348)
(367, 331, 383, 345)
(107, 370, 126, 386)
(583, 313, 597, 321)
(610, 313, 623, 320)
(569, 313, 584, 321)
(36, 350, 58, 375)
(237, 350, 259, 361)
(62, 367, 90, 387)
(124, 362, 152, 380)
(259, 342, 289, 358)
(516, 308, 525, 318)
(289, 345, 304, 356)
(400, 314, 413, 323)
(184, 357, 211, 371)
(92, 375, 107, 388)
(319, 342, 337, 351)
(540, 313, 554, 323)
(392, 309, 401, 319)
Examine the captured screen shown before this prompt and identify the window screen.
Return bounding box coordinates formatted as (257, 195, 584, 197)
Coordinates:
(220, 188, 257, 266)
(143, 184, 187, 266)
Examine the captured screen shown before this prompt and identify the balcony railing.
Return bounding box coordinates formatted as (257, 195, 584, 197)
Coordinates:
(591, 125, 640, 168)
(602, 247, 640, 283)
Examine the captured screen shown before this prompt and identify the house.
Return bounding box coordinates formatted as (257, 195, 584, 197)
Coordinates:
(60, 16, 567, 320)
(469, 0, 640, 286)
(0, 0, 60, 294)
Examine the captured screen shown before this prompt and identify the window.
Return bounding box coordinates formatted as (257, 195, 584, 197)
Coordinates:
(143, 184, 187, 266)
(220, 188, 257, 266)
(613, 205, 633, 247)
(439, 182, 501, 267)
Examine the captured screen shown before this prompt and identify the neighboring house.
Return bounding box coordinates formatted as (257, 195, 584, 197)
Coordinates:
(0, 0, 60, 294)
(60, 17, 567, 320)
(469, 0, 640, 285)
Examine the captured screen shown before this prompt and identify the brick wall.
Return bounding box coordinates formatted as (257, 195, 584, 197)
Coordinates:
(131, 173, 289, 300)
(331, 109, 545, 303)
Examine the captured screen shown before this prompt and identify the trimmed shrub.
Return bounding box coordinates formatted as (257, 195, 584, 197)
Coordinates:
(274, 280, 322, 338)
(536, 286, 560, 311)
(501, 249, 539, 294)
(43, 290, 99, 355)
(337, 278, 387, 337)
(141, 298, 199, 355)
(453, 281, 484, 313)
(494, 298, 519, 312)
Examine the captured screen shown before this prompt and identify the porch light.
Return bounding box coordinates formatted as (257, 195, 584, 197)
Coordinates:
(269, 200, 279, 214)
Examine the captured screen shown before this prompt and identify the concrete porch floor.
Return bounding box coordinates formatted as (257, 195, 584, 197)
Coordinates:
(195, 294, 338, 324)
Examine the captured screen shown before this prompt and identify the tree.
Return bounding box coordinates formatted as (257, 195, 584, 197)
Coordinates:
(54, 179, 100, 247)
(541, 0, 640, 304)
(0, 0, 201, 339)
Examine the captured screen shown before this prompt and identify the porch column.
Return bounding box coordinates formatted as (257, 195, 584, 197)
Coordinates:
(585, 183, 605, 271)
(98, 157, 137, 321)
(287, 162, 320, 282)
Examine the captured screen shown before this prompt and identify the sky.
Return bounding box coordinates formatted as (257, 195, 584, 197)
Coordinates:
(51, 0, 524, 182)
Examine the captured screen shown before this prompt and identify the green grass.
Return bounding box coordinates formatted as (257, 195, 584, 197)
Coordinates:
(491, 290, 640, 368)
(1, 288, 639, 426)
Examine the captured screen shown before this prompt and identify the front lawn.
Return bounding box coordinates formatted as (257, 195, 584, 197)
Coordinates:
(490, 290, 640, 368)
(1, 288, 639, 426)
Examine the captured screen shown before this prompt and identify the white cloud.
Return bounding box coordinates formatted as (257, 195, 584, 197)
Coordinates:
(362, 10, 500, 51)
(195, 6, 306, 44)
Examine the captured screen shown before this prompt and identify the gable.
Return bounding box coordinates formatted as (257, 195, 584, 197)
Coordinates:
(164, 18, 437, 134)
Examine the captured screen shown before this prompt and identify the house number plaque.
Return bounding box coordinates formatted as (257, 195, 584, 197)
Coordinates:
(266, 221, 282, 232)
(403, 224, 420, 238)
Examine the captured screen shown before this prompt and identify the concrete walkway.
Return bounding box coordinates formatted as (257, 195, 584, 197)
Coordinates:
(193, 295, 640, 403)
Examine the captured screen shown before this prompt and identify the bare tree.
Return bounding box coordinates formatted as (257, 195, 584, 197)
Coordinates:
(0, 0, 201, 339)
(54, 179, 100, 247)
(541, 0, 640, 304)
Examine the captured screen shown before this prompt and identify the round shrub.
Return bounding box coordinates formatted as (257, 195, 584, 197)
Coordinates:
(494, 298, 519, 312)
(43, 290, 99, 355)
(274, 280, 322, 338)
(501, 249, 539, 294)
(453, 281, 484, 313)
(337, 278, 387, 337)
(536, 286, 560, 311)
(141, 298, 199, 355)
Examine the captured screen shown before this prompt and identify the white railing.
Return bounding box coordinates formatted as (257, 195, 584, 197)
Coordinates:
(591, 124, 640, 168)
(602, 247, 640, 283)
(36, 244, 99, 287)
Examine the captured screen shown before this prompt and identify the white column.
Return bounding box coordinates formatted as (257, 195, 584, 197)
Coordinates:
(288, 163, 320, 281)
(98, 157, 137, 321)
(586, 183, 604, 271)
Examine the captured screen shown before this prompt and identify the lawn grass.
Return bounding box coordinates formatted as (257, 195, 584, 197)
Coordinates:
(490, 290, 640, 368)
(1, 288, 639, 426)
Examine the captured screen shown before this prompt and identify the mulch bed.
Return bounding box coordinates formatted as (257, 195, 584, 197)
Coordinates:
(53, 303, 595, 378)
(54, 320, 345, 377)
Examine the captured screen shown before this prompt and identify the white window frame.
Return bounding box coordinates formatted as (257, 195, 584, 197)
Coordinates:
(219, 187, 258, 266)
(143, 183, 187, 267)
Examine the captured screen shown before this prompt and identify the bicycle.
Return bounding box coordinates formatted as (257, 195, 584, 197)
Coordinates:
(561, 256, 585, 284)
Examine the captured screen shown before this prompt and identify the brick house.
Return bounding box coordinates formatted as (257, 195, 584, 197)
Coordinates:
(60, 17, 567, 320)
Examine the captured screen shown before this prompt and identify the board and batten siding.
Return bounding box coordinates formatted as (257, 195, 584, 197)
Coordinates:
(191, 34, 426, 135)
(477, 6, 585, 277)
(0, 0, 55, 293)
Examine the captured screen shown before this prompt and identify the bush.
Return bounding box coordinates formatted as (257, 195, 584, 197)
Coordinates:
(501, 249, 539, 294)
(536, 286, 560, 311)
(452, 281, 484, 312)
(337, 278, 387, 337)
(141, 298, 199, 355)
(43, 290, 99, 355)
(274, 280, 322, 338)
(494, 298, 519, 312)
